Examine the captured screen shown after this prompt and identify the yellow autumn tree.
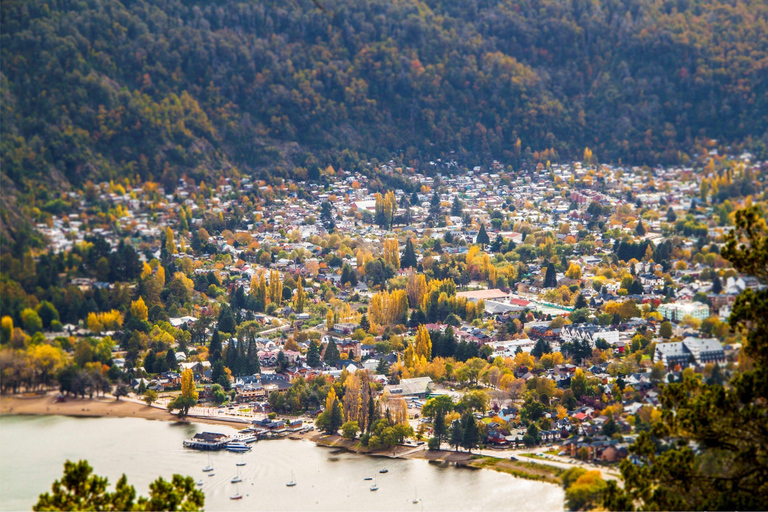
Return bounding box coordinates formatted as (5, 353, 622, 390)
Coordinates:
(369, 289, 408, 326)
(565, 263, 582, 280)
(406, 271, 427, 308)
(294, 276, 306, 313)
(382, 238, 400, 269)
(414, 324, 432, 361)
(129, 297, 148, 321)
(269, 269, 283, 305)
(326, 309, 335, 330)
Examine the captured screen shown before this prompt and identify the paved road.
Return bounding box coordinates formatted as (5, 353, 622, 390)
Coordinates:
(436, 443, 622, 481)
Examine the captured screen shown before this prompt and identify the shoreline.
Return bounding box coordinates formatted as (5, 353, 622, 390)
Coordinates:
(0, 392, 271, 430)
(0, 393, 569, 487)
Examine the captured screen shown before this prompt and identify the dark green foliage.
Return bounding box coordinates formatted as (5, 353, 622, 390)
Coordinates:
(605, 206, 768, 510)
(460, 412, 479, 452)
(401, 238, 418, 269)
(217, 306, 236, 335)
(323, 338, 340, 365)
(531, 338, 552, 359)
(306, 340, 321, 368)
(543, 263, 557, 288)
(34, 459, 204, 511)
(476, 225, 490, 246)
(5, 0, 766, 199)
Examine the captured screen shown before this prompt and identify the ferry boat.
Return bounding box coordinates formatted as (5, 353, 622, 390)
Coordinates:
(226, 442, 252, 452)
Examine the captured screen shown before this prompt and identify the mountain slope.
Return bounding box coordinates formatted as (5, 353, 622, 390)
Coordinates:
(1, 0, 767, 195)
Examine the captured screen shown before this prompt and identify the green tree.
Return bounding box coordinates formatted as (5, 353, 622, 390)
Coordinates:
(570, 368, 589, 400)
(401, 238, 418, 269)
(422, 395, 454, 446)
(324, 338, 340, 365)
(605, 205, 768, 511)
(143, 389, 158, 406)
(306, 340, 321, 368)
(476, 224, 490, 246)
(460, 412, 479, 452)
(34, 460, 203, 511)
(449, 419, 463, 451)
(659, 320, 673, 339)
(543, 263, 557, 288)
(341, 420, 359, 439)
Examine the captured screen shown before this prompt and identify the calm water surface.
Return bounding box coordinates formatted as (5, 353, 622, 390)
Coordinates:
(0, 416, 563, 511)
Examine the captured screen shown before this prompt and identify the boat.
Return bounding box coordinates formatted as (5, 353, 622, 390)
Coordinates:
(379, 468, 388, 473)
(231, 467, 243, 484)
(370, 477, 379, 492)
(236, 454, 246, 467)
(202, 454, 214, 473)
(230, 483, 243, 500)
(226, 442, 252, 453)
(208, 472, 215, 477)
(286, 470, 296, 487)
(364, 477, 373, 481)
(195, 480, 203, 487)
(413, 487, 420, 504)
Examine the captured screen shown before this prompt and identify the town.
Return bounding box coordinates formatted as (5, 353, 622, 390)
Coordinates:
(2, 149, 766, 510)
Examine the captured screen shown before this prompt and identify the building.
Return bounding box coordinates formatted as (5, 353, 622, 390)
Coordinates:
(654, 337, 725, 368)
(384, 377, 433, 398)
(657, 302, 710, 322)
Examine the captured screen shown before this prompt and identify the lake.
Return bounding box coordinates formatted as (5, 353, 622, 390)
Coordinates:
(0, 415, 564, 511)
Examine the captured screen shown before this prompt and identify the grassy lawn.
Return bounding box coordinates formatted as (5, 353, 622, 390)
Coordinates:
(469, 456, 563, 484)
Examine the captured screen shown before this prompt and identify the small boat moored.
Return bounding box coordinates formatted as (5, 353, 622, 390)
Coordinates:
(379, 468, 389, 473)
(286, 470, 297, 487)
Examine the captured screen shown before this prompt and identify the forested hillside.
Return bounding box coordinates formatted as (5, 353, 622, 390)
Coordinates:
(2, 0, 768, 195)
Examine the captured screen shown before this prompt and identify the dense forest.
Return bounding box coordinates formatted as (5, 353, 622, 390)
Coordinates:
(2, 0, 768, 197)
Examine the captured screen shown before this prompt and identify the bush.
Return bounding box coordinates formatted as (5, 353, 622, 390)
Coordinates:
(428, 437, 441, 450)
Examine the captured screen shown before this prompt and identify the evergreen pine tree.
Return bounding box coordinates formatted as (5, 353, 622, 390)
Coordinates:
(375, 358, 389, 375)
(461, 412, 479, 452)
(449, 420, 463, 451)
(306, 340, 321, 368)
(543, 263, 558, 288)
(324, 338, 340, 365)
(635, 220, 646, 236)
(442, 326, 457, 358)
(712, 275, 723, 294)
(401, 238, 418, 269)
(359, 314, 370, 332)
(451, 195, 463, 217)
(209, 330, 222, 363)
(476, 224, 490, 246)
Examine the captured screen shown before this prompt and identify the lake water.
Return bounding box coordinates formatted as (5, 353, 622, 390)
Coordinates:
(0, 416, 563, 511)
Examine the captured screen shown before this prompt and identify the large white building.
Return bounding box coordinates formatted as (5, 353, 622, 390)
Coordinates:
(654, 337, 725, 368)
(658, 301, 710, 322)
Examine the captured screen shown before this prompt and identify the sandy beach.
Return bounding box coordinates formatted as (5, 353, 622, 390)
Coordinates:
(0, 392, 256, 428)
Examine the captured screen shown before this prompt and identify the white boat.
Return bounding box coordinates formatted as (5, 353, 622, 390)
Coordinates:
(202, 454, 214, 472)
(236, 454, 246, 467)
(413, 487, 420, 504)
(230, 483, 243, 500)
(231, 467, 243, 484)
(370, 477, 378, 491)
(364, 477, 373, 481)
(286, 470, 296, 487)
(195, 480, 203, 487)
(379, 468, 388, 473)
(226, 442, 251, 453)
